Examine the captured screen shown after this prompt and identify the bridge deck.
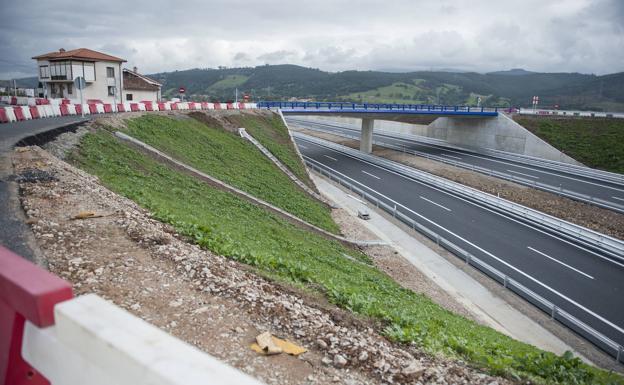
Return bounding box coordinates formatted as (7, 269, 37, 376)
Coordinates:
(259, 101, 499, 117)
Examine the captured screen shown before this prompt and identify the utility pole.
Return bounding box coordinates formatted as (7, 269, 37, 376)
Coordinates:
(13, 79, 17, 97)
(235, 87, 238, 103)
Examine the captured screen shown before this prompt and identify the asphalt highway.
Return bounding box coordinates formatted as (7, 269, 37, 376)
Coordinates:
(295, 135, 624, 352)
(287, 117, 624, 211)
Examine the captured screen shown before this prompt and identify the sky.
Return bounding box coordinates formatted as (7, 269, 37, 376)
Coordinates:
(0, 0, 623, 79)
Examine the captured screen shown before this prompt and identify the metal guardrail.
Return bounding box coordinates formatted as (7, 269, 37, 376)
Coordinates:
(258, 101, 499, 115)
(291, 123, 624, 215)
(303, 155, 624, 363)
(294, 132, 624, 260)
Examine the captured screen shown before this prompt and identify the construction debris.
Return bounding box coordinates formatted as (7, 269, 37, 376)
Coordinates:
(251, 332, 307, 356)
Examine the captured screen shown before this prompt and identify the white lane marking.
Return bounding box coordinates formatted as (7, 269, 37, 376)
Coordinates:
(612, 196, 624, 202)
(528, 247, 594, 280)
(361, 170, 381, 180)
(297, 144, 308, 149)
(420, 196, 452, 211)
(302, 151, 624, 335)
(507, 169, 539, 179)
(323, 155, 338, 161)
(440, 153, 462, 160)
(326, 126, 624, 193)
(300, 138, 624, 269)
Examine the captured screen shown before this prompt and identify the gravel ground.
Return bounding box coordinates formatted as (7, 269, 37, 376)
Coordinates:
(294, 128, 624, 240)
(14, 144, 511, 385)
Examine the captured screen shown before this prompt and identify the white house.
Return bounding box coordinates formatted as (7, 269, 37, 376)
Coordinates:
(122, 67, 161, 102)
(32, 48, 161, 103)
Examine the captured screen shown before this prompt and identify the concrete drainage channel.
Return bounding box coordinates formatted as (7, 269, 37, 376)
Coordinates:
(294, 132, 624, 363)
(290, 121, 624, 214)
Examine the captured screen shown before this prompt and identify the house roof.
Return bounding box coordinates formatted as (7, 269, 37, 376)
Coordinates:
(123, 68, 161, 91)
(32, 48, 126, 62)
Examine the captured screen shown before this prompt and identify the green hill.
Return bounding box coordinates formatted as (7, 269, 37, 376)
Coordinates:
(145, 65, 624, 111)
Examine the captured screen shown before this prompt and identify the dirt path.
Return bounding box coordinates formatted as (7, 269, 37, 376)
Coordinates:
(14, 145, 510, 385)
(295, 128, 624, 240)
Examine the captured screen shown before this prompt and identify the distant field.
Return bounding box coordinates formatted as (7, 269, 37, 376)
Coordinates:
(206, 74, 249, 92)
(515, 116, 624, 173)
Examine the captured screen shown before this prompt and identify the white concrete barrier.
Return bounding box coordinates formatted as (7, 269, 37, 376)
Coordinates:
(4, 107, 17, 122)
(36, 105, 49, 118)
(20, 105, 32, 120)
(67, 104, 77, 115)
(96, 103, 105, 114)
(177, 102, 189, 110)
(21, 294, 263, 385)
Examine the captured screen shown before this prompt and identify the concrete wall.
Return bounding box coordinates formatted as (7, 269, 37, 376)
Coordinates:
(427, 114, 580, 164)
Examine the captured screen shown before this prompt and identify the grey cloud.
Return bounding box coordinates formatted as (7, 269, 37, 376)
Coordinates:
(0, 0, 622, 78)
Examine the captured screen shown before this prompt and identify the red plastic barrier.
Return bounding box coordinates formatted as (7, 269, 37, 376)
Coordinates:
(226, 103, 234, 110)
(0, 245, 73, 385)
(188, 102, 195, 110)
(157, 102, 165, 111)
(103, 104, 112, 113)
(238, 102, 245, 109)
(86, 99, 103, 105)
(88, 104, 98, 114)
(13, 107, 25, 121)
(213, 103, 221, 110)
(144, 102, 153, 111)
(29, 106, 40, 119)
(130, 103, 139, 112)
(116, 103, 125, 112)
(61, 99, 71, 105)
(170, 103, 178, 111)
(201, 102, 209, 110)
(0, 109, 8, 123)
(59, 105, 69, 116)
(10, 97, 17, 106)
(74, 104, 82, 115)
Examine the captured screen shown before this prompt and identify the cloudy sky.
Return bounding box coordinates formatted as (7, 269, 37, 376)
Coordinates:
(1, 0, 622, 79)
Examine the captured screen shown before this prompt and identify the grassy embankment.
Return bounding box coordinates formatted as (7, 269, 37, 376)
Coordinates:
(119, 114, 337, 233)
(515, 116, 624, 173)
(70, 114, 623, 384)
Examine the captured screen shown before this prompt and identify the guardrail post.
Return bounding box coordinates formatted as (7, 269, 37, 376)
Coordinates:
(551, 305, 558, 319)
(393, 204, 397, 217)
(503, 276, 508, 288)
(617, 346, 622, 362)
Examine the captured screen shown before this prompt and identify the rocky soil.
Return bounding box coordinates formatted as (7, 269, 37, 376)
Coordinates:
(14, 144, 511, 385)
(294, 128, 624, 240)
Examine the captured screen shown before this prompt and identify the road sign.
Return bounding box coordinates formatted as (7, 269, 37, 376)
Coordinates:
(74, 77, 85, 90)
(179, 87, 185, 94)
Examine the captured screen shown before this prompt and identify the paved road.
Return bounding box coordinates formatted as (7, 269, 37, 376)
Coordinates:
(0, 116, 89, 260)
(287, 118, 624, 212)
(295, 135, 624, 353)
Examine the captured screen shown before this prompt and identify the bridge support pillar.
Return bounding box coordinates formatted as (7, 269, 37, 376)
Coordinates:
(360, 118, 374, 153)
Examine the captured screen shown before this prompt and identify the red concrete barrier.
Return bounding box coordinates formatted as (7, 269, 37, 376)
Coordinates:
(143, 102, 154, 111)
(116, 103, 125, 112)
(13, 107, 25, 121)
(61, 99, 71, 105)
(0, 109, 8, 123)
(130, 103, 139, 112)
(188, 102, 195, 110)
(158, 102, 165, 111)
(29, 106, 40, 120)
(170, 103, 178, 111)
(201, 102, 209, 110)
(74, 104, 83, 115)
(10, 97, 17, 106)
(213, 103, 221, 110)
(238, 102, 245, 109)
(0, 245, 73, 385)
(88, 104, 97, 114)
(103, 104, 113, 113)
(226, 103, 234, 110)
(59, 105, 69, 116)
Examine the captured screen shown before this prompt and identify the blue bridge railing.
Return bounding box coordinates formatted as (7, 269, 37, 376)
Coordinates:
(257, 101, 499, 115)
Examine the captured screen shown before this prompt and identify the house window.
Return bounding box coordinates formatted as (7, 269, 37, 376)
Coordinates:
(67, 83, 72, 95)
(126, 93, 133, 101)
(106, 67, 115, 78)
(108, 86, 116, 96)
(39, 65, 49, 79)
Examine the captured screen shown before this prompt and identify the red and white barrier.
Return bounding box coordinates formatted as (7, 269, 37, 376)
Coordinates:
(0, 99, 259, 124)
(0, 246, 263, 385)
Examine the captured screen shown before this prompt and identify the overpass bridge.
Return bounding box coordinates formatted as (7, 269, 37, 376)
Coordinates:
(258, 101, 499, 153)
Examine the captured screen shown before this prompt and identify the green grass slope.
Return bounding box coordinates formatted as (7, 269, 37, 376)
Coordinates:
(514, 116, 624, 173)
(70, 129, 623, 385)
(117, 114, 337, 233)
